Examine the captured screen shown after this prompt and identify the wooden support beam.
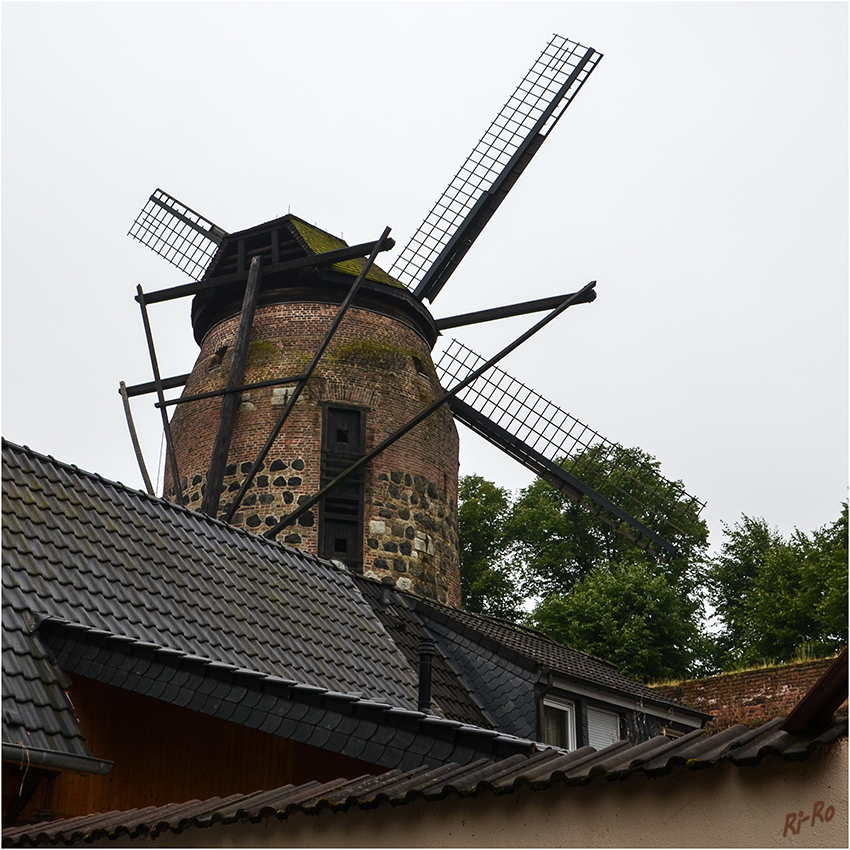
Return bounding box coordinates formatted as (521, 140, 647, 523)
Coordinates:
(223, 227, 393, 524)
(435, 288, 596, 330)
(264, 282, 596, 538)
(136, 285, 183, 505)
(201, 256, 263, 517)
(126, 372, 304, 403)
(118, 381, 155, 495)
(123, 373, 190, 398)
(137, 236, 396, 305)
(155, 373, 306, 408)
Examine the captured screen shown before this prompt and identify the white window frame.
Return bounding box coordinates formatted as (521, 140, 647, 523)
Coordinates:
(542, 695, 576, 751)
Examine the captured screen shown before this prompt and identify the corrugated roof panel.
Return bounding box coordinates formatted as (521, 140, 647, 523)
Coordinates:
(7, 717, 841, 847)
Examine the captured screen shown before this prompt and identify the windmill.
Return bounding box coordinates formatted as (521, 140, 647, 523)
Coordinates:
(123, 34, 704, 606)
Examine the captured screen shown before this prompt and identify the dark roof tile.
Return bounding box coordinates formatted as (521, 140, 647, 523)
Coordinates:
(409, 590, 698, 714)
(3, 441, 424, 760)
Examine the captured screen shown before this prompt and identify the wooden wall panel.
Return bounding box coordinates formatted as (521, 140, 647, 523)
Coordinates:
(32, 675, 384, 822)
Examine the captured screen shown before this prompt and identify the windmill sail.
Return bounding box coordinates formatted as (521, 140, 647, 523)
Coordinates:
(436, 339, 705, 555)
(128, 189, 227, 279)
(390, 35, 602, 303)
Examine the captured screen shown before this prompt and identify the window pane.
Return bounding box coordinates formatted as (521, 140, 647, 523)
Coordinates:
(543, 705, 565, 747)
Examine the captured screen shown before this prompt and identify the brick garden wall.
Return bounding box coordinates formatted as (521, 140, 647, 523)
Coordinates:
(652, 657, 847, 733)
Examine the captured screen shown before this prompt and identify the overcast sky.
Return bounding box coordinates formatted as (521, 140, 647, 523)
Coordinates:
(3, 2, 847, 552)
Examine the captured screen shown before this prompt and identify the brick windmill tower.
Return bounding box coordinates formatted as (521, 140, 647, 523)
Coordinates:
(124, 35, 704, 607)
(169, 214, 460, 603)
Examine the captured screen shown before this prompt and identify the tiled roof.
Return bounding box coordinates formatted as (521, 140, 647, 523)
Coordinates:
(4, 714, 844, 847)
(2, 441, 548, 772)
(406, 588, 700, 714)
(1, 615, 96, 765)
(353, 577, 707, 743)
(355, 577, 495, 728)
(1, 438, 703, 778)
(1, 441, 422, 760)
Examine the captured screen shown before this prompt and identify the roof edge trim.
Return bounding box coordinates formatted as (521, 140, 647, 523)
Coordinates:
(546, 671, 713, 724)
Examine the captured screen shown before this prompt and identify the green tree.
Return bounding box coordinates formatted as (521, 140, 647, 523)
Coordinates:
(500, 445, 710, 680)
(799, 502, 848, 646)
(528, 560, 700, 682)
(708, 503, 848, 669)
(503, 446, 709, 599)
(456, 448, 710, 679)
(457, 475, 521, 621)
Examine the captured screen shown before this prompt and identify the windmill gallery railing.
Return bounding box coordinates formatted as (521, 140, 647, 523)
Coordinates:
(435, 339, 705, 556)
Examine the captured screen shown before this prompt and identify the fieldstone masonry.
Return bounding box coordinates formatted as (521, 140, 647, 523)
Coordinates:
(364, 469, 459, 604)
(165, 282, 461, 606)
(172, 454, 318, 543)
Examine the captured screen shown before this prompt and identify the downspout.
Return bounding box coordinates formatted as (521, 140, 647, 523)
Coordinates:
(2, 743, 113, 775)
(537, 668, 555, 741)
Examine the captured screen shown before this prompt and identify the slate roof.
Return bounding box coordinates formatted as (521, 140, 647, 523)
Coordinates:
(358, 577, 700, 719)
(3, 440, 528, 770)
(4, 714, 845, 847)
(354, 576, 495, 729)
(2, 439, 703, 775)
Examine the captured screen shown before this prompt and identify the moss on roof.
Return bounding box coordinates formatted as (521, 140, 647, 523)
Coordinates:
(288, 216, 403, 288)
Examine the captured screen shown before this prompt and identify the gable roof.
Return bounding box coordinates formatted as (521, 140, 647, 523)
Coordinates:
(356, 575, 706, 729)
(2, 440, 514, 771)
(2, 439, 704, 776)
(4, 714, 845, 847)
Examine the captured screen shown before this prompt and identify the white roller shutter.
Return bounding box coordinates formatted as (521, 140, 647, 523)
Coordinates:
(587, 706, 620, 751)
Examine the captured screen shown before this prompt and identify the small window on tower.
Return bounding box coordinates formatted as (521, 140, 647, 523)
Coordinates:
(320, 406, 366, 572)
(325, 408, 363, 455)
(412, 356, 429, 378)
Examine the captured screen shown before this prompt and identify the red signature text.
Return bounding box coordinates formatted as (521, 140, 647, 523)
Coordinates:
(784, 801, 835, 837)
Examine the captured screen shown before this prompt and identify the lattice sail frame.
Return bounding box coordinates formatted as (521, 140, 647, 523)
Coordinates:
(389, 35, 601, 295)
(128, 189, 226, 280)
(435, 339, 706, 542)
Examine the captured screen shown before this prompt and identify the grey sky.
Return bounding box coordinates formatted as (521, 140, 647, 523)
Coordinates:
(2, 2, 847, 552)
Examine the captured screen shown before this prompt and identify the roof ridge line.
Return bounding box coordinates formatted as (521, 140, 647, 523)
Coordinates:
(353, 575, 697, 714)
(365, 572, 618, 670)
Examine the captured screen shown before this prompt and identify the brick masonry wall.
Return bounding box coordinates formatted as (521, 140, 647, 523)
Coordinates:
(651, 657, 847, 734)
(165, 296, 461, 606)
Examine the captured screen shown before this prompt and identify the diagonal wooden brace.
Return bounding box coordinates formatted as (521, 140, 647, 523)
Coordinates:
(201, 256, 263, 517)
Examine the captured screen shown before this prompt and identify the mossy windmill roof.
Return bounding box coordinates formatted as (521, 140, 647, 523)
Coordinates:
(287, 216, 404, 288)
